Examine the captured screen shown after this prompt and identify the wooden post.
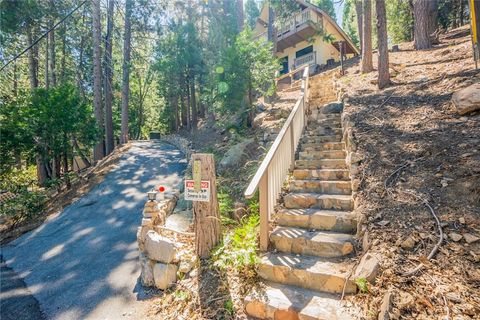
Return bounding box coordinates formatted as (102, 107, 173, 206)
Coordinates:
(259, 174, 269, 251)
(191, 154, 221, 258)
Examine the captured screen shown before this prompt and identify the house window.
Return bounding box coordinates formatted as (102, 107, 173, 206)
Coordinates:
(279, 56, 288, 75)
(295, 45, 313, 58)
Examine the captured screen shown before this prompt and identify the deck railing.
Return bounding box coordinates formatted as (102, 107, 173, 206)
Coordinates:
(277, 8, 314, 38)
(245, 66, 310, 251)
(294, 51, 316, 69)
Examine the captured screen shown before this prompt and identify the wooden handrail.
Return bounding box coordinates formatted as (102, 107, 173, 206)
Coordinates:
(275, 64, 309, 83)
(245, 66, 310, 251)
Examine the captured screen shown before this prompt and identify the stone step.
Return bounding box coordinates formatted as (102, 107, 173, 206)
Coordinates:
(309, 113, 341, 121)
(283, 193, 353, 210)
(290, 179, 352, 195)
(311, 102, 344, 114)
(275, 208, 357, 232)
(306, 127, 343, 136)
(298, 150, 346, 160)
(293, 169, 350, 181)
(300, 142, 345, 152)
(307, 119, 342, 128)
(295, 159, 346, 170)
(244, 282, 356, 320)
(258, 253, 357, 294)
(270, 226, 355, 257)
(301, 135, 343, 144)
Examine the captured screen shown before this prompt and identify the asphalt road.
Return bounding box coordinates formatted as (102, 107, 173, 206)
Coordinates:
(1, 141, 187, 320)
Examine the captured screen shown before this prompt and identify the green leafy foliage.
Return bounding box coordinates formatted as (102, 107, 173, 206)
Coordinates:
(342, 0, 360, 48)
(386, 0, 414, 43)
(245, 0, 260, 29)
(0, 190, 47, 225)
(214, 27, 279, 126)
(355, 277, 369, 293)
(312, 0, 337, 20)
(212, 204, 259, 275)
(0, 84, 98, 177)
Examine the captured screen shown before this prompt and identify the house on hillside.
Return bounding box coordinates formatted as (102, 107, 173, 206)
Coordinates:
(252, 0, 359, 79)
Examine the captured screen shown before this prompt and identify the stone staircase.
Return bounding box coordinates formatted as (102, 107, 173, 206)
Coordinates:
(245, 73, 360, 320)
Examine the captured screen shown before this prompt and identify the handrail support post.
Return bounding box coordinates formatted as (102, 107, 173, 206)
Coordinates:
(259, 174, 269, 251)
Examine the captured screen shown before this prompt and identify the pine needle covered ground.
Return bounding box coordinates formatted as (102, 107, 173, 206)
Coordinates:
(336, 25, 480, 319)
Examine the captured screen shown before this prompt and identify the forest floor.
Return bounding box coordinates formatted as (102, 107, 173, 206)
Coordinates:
(336, 25, 480, 319)
(0, 143, 131, 244)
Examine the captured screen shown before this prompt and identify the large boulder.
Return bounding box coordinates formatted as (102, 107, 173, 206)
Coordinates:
(452, 83, 480, 115)
(219, 138, 255, 171)
(144, 230, 176, 263)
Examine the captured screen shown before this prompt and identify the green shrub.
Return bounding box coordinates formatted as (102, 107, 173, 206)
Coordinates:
(0, 190, 47, 225)
(212, 212, 259, 274)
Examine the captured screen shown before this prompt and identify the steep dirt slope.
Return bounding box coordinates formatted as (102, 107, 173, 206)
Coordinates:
(336, 25, 480, 319)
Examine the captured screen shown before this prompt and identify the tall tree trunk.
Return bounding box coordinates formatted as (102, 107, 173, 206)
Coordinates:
(185, 79, 191, 130)
(27, 26, 38, 89)
(104, 0, 115, 154)
(92, 0, 105, 161)
(173, 97, 179, 131)
(13, 63, 21, 169)
(413, 0, 431, 50)
(427, 0, 438, 36)
(236, 0, 244, 31)
(45, 36, 50, 89)
(361, 0, 373, 72)
(120, 0, 132, 145)
(355, 0, 363, 53)
(49, 24, 56, 86)
(60, 24, 67, 82)
(376, 0, 390, 89)
(190, 71, 197, 129)
(459, 0, 465, 26)
(198, 72, 205, 118)
(181, 92, 187, 127)
(27, 25, 47, 185)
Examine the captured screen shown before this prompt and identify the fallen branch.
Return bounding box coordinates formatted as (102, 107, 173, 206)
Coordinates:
(400, 191, 443, 277)
(378, 90, 396, 108)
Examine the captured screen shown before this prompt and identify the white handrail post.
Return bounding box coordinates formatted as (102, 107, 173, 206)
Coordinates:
(259, 173, 269, 251)
(289, 125, 295, 170)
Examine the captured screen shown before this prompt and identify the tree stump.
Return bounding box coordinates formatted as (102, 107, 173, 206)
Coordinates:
(191, 154, 221, 258)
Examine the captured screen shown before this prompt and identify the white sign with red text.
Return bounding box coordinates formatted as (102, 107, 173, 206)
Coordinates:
(184, 180, 210, 202)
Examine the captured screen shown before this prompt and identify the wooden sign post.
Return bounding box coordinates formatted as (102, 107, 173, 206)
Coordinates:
(189, 154, 221, 258)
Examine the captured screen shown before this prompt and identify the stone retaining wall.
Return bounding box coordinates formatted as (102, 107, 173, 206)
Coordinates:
(137, 193, 196, 290)
(159, 134, 193, 161)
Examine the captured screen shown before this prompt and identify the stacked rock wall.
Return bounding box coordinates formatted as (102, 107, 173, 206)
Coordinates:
(137, 194, 196, 290)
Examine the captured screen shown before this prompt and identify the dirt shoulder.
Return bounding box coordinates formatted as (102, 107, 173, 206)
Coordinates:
(336, 25, 480, 319)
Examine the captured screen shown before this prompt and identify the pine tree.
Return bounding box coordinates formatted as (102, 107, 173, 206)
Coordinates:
(92, 0, 105, 161)
(413, 0, 431, 49)
(361, 0, 373, 72)
(376, 0, 390, 88)
(121, 0, 132, 144)
(104, 0, 115, 154)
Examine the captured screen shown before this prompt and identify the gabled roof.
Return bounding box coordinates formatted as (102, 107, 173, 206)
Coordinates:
(256, 0, 360, 55)
(298, 0, 360, 55)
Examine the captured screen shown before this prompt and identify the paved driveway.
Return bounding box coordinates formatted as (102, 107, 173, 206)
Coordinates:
(1, 141, 187, 320)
